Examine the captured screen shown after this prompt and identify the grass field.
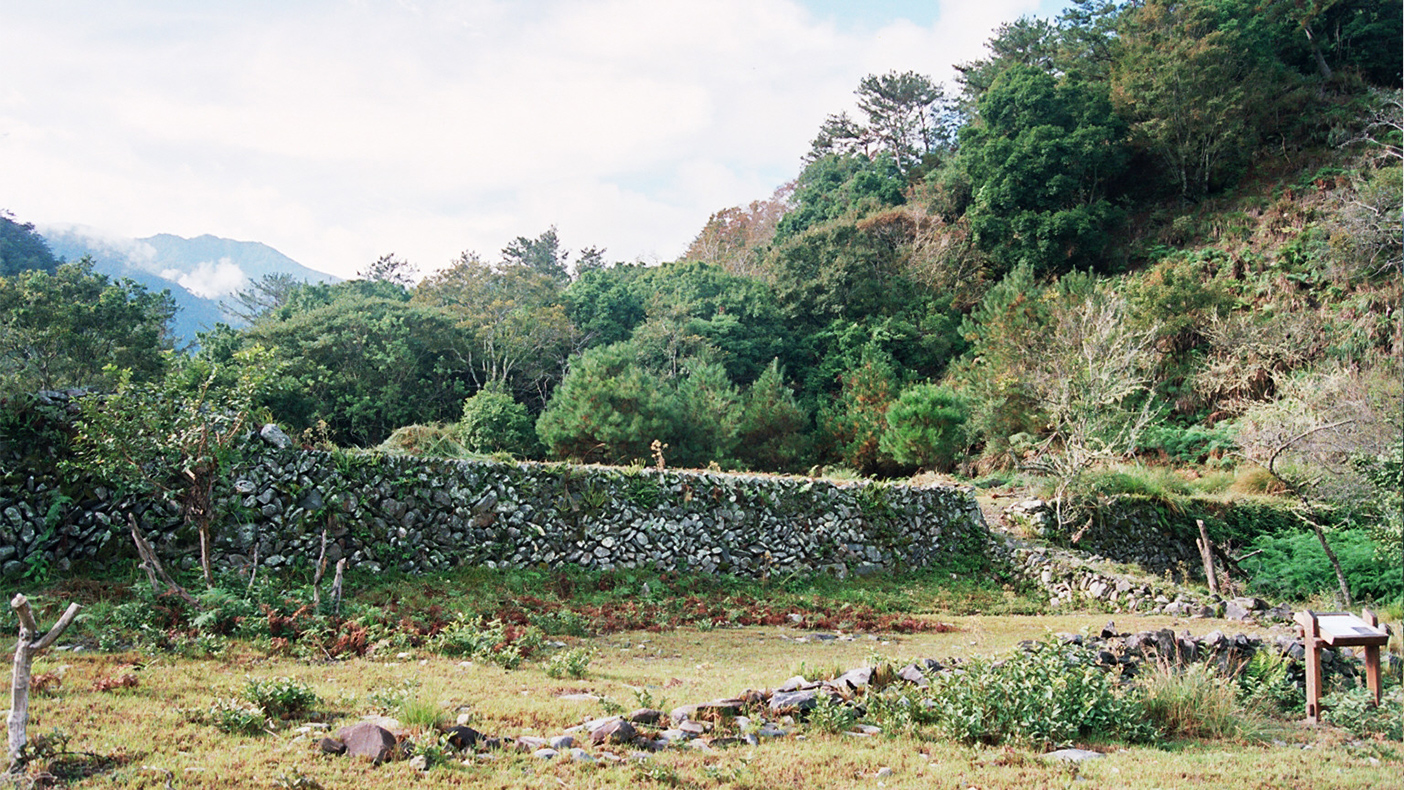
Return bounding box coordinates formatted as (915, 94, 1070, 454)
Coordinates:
(10, 603, 1401, 790)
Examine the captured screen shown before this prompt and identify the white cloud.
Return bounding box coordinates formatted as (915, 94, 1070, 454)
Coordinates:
(163, 258, 249, 299)
(0, 0, 1063, 279)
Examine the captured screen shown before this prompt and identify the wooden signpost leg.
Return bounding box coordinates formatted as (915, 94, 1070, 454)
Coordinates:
(1362, 609, 1382, 707)
(1295, 611, 1323, 725)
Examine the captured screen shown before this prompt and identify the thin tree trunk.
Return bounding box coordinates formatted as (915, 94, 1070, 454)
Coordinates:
(1303, 25, 1332, 80)
(1306, 514, 1352, 607)
(128, 514, 195, 606)
(198, 524, 213, 588)
(8, 594, 81, 770)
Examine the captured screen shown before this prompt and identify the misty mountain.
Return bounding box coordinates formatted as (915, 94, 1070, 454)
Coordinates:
(41, 228, 339, 347)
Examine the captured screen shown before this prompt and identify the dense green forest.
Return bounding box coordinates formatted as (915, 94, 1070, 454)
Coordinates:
(2, 0, 1400, 573)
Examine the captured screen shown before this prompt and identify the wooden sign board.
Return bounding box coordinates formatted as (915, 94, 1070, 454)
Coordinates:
(1315, 613, 1389, 647)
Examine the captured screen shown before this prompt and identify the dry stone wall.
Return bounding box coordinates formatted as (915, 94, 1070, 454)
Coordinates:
(2, 443, 991, 579)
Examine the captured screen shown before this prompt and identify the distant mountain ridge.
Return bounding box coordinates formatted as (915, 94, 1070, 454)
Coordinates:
(40, 228, 339, 347)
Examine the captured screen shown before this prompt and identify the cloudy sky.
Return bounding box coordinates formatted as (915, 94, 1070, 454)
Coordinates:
(2, 0, 1069, 280)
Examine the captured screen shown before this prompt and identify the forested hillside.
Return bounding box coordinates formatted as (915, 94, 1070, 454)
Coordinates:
(2, 1, 1400, 587)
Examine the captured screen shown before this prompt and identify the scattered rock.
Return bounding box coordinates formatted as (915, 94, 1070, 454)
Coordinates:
(335, 722, 398, 764)
(259, 423, 293, 448)
(628, 708, 664, 725)
(769, 689, 819, 714)
(590, 718, 638, 745)
(445, 725, 483, 750)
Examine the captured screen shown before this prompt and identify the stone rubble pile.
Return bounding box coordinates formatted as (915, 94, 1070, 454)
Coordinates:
(1004, 541, 1294, 622)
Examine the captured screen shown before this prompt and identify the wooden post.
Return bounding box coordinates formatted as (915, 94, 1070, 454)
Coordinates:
(331, 558, 346, 616)
(1362, 608, 1383, 708)
(8, 594, 81, 769)
(1295, 610, 1323, 725)
(312, 527, 329, 611)
(1195, 519, 1219, 595)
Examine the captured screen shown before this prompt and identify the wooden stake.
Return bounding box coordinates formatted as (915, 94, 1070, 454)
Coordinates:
(1195, 519, 1219, 595)
(312, 527, 329, 611)
(331, 558, 346, 616)
(8, 594, 81, 769)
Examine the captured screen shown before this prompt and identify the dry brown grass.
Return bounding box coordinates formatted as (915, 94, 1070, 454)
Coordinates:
(9, 613, 1398, 789)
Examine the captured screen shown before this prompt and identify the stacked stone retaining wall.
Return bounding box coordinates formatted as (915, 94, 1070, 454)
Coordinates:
(1, 443, 991, 579)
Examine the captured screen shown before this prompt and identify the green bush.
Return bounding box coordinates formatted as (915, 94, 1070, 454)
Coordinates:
(1243, 528, 1403, 603)
(808, 692, 859, 734)
(543, 647, 594, 679)
(879, 383, 968, 471)
(242, 676, 319, 720)
(1322, 686, 1403, 741)
(1234, 649, 1303, 714)
(458, 382, 540, 458)
(926, 639, 1155, 747)
(208, 698, 268, 735)
(430, 615, 543, 670)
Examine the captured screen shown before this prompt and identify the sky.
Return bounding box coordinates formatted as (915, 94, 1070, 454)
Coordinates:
(1, 0, 1070, 282)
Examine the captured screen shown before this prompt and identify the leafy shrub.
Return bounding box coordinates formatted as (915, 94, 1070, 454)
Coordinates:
(926, 639, 1155, 747)
(543, 647, 595, 679)
(864, 687, 927, 735)
(404, 732, 457, 769)
(1354, 445, 1403, 558)
(430, 615, 542, 669)
(1322, 686, 1403, 741)
(1213, 497, 1309, 541)
(1140, 661, 1257, 739)
(458, 382, 540, 458)
(1243, 528, 1403, 603)
(209, 698, 268, 735)
(528, 609, 595, 636)
(243, 676, 318, 719)
(191, 587, 260, 636)
(808, 692, 858, 734)
(1233, 649, 1303, 714)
